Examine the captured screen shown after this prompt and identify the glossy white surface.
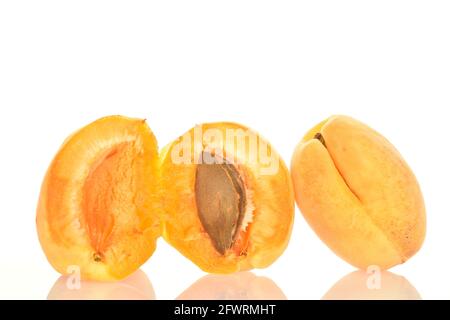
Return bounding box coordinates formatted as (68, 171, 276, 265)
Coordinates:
(0, 1, 449, 300)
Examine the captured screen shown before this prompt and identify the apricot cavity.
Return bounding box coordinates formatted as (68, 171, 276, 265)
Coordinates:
(291, 115, 426, 270)
(37, 116, 160, 281)
(160, 122, 295, 273)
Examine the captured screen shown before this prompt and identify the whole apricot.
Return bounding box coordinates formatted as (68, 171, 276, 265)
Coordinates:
(291, 115, 426, 270)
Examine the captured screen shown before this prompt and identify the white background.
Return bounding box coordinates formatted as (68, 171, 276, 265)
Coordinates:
(1, 1, 449, 300)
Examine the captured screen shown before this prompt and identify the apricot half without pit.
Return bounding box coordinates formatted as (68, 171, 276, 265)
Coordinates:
(291, 115, 426, 270)
(160, 122, 295, 273)
(37, 116, 161, 281)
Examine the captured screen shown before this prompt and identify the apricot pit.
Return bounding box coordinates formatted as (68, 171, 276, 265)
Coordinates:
(161, 122, 295, 273)
(195, 152, 247, 255)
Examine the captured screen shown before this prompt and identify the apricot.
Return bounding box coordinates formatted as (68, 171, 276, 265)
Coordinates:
(291, 115, 426, 270)
(160, 122, 294, 273)
(177, 272, 287, 300)
(323, 271, 421, 300)
(48, 270, 156, 300)
(37, 116, 160, 281)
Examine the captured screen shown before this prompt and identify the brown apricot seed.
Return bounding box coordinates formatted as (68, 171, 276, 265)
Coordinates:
(160, 122, 295, 274)
(195, 152, 246, 255)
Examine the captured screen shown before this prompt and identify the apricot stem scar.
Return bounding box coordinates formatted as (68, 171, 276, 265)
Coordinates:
(93, 252, 103, 263)
(314, 132, 326, 147)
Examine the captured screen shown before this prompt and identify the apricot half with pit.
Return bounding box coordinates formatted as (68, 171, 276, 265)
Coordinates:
(160, 122, 295, 273)
(291, 115, 426, 270)
(48, 270, 156, 300)
(37, 116, 160, 281)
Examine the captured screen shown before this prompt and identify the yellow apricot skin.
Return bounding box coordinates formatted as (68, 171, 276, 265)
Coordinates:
(37, 116, 161, 281)
(160, 122, 295, 274)
(291, 115, 426, 270)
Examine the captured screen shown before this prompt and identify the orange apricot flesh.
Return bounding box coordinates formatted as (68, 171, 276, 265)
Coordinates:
(291, 115, 426, 270)
(37, 116, 160, 281)
(160, 122, 295, 274)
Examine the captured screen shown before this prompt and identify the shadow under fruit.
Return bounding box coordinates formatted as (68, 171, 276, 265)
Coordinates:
(48, 269, 156, 300)
(177, 272, 287, 300)
(160, 122, 295, 274)
(323, 270, 421, 300)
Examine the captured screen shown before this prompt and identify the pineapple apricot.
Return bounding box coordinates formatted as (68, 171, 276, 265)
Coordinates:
(160, 122, 295, 273)
(291, 115, 426, 270)
(37, 116, 160, 281)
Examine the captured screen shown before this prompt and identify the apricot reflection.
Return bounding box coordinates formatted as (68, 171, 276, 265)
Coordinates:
(177, 272, 286, 300)
(323, 270, 421, 300)
(48, 269, 155, 300)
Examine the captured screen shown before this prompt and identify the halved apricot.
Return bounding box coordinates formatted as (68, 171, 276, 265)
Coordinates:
(37, 116, 160, 281)
(160, 122, 294, 273)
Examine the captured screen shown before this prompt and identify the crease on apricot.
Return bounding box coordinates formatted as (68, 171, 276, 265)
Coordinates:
(291, 115, 425, 270)
(308, 124, 405, 262)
